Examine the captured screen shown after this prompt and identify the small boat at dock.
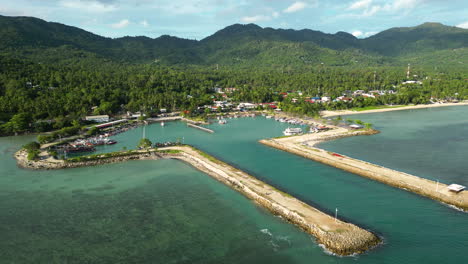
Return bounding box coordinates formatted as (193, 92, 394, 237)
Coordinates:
(106, 139, 117, 145)
(219, 119, 227, 124)
(65, 142, 95, 153)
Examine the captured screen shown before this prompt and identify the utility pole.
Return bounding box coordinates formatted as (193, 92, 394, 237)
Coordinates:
(373, 71, 377, 90)
(407, 64, 411, 80)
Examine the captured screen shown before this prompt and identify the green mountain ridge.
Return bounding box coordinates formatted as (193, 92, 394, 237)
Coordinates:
(0, 15, 467, 67)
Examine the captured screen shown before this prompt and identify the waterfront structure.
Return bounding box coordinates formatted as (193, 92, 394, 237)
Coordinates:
(237, 103, 257, 110)
(448, 184, 466, 193)
(94, 119, 127, 129)
(349, 124, 364, 129)
(283, 127, 302, 136)
(85, 115, 109, 123)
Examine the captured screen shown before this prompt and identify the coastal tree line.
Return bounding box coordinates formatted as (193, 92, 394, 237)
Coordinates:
(0, 55, 466, 135)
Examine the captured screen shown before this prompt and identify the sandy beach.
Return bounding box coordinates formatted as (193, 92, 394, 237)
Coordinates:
(321, 102, 468, 118)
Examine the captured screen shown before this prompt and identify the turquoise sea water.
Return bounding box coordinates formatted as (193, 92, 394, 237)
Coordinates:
(1, 110, 467, 263)
(320, 106, 468, 186)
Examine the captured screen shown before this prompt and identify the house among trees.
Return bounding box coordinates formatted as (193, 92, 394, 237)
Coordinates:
(402, 80, 423, 85)
(237, 103, 257, 110)
(85, 115, 109, 123)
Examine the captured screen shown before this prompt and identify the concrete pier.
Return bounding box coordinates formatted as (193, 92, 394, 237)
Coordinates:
(260, 132, 468, 212)
(187, 123, 214, 133)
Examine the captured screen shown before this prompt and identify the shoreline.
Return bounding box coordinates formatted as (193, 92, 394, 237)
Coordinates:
(259, 125, 468, 212)
(320, 102, 468, 117)
(14, 146, 381, 256)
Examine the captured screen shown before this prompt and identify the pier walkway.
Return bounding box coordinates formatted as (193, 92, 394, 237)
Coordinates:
(187, 123, 214, 133)
(260, 130, 468, 211)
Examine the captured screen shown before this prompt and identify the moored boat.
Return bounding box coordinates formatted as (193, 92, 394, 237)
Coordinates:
(65, 144, 95, 153)
(106, 139, 117, 145)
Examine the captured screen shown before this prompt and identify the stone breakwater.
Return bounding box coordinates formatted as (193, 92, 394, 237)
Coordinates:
(260, 131, 468, 212)
(14, 147, 381, 256)
(170, 147, 381, 256)
(15, 149, 162, 170)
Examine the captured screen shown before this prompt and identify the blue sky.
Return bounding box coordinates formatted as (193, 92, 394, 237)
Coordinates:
(1, 0, 467, 39)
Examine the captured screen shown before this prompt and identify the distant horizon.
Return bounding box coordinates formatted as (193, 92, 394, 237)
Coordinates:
(1, 0, 467, 40)
(2, 14, 466, 42)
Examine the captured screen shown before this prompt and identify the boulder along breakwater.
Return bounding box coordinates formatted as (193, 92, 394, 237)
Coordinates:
(260, 128, 468, 212)
(15, 146, 381, 256)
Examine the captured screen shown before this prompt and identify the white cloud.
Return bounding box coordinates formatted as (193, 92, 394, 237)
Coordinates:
(349, 0, 373, 10)
(154, 0, 221, 15)
(241, 15, 271, 23)
(111, 19, 130, 29)
(456, 21, 468, 29)
(140, 20, 149, 27)
(388, 0, 420, 11)
(347, 0, 421, 17)
(351, 30, 363, 37)
(363, 5, 381, 16)
(381, 0, 421, 12)
(351, 30, 377, 38)
(363, 31, 377, 37)
(272, 11, 280, 18)
(60, 0, 117, 13)
(284, 2, 307, 13)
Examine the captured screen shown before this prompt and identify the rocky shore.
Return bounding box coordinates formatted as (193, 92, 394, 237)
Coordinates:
(260, 127, 468, 212)
(14, 146, 381, 256)
(15, 149, 162, 170)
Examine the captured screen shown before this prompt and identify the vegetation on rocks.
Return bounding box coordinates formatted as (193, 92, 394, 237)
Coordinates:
(22, 141, 41, 160)
(65, 150, 144, 163)
(138, 138, 153, 149)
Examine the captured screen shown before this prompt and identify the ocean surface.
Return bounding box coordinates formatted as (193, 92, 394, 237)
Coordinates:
(1, 108, 467, 263)
(320, 105, 468, 186)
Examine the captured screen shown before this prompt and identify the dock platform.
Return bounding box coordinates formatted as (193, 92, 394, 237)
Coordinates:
(187, 123, 214, 133)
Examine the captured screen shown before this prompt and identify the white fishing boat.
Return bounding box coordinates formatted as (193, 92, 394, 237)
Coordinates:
(161, 122, 165, 127)
(283, 127, 303, 136)
(266, 115, 273, 119)
(219, 119, 227, 124)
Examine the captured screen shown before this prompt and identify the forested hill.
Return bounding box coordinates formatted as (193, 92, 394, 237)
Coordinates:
(0, 15, 467, 67)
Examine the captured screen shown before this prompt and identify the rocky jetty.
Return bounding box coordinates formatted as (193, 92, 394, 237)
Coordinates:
(15, 149, 161, 170)
(14, 146, 381, 255)
(171, 147, 381, 256)
(260, 130, 468, 212)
